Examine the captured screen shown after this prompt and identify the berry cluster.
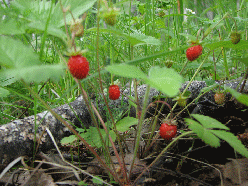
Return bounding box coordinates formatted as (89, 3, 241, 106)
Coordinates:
(67, 55, 121, 101)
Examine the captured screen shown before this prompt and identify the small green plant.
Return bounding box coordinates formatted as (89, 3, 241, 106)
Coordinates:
(61, 116, 138, 148)
(0, 0, 247, 185)
(185, 114, 247, 157)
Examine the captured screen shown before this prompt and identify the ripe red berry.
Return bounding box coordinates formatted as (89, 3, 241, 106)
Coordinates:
(68, 55, 89, 79)
(186, 45, 203, 61)
(109, 85, 120, 100)
(159, 123, 177, 140)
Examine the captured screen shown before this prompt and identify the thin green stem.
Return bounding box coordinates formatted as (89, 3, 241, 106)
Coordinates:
(32, 84, 38, 167)
(22, 80, 121, 184)
(96, 0, 128, 183)
(169, 51, 210, 117)
(133, 131, 194, 185)
(39, 0, 53, 60)
(129, 84, 151, 177)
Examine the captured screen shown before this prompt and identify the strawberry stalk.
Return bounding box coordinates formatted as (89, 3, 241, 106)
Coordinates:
(22, 80, 121, 184)
(129, 85, 151, 178)
(94, 0, 129, 183)
(59, 1, 127, 183)
(169, 51, 210, 120)
(133, 131, 194, 185)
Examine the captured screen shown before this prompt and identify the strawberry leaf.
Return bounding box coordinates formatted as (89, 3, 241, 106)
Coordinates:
(0, 64, 65, 83)
(185, 118, 220, 147)
(53, 0, 97, 28)
(106, 64, 148, 80)
(0, 36, 40, 68)
(0, 19, 26, 35)
(205, 40, 248, 50)
(80, 127, 116, 148)
(147, 66, 183, 97)
(185, 114, 248, 157)
(0, 87, 9, 98)
(106, 65, 182, 97)
(0, 36, 65, 83)
(87, 28, 161, 46)
(115, 117, 138, 132)
(92, 176, 104, 185)
(225, 87, 248, 106)
(210, 130, 248, 157)
(191, 114, 230, 130)
(184, 118, 204, 136)
(60, 135, 77, 145)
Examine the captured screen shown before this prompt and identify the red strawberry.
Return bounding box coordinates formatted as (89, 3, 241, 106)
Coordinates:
(68, 55, 89, 79)
(109, 85, 120, 100)
(159, 123, 177, 140)
(186, 45, 203, 61)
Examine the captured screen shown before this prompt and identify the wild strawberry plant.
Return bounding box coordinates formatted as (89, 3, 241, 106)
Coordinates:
(0, 0, 248, 185)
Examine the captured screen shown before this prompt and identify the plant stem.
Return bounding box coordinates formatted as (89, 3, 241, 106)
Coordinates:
(129, 84, 151, 177)
(22, 80, 121, 184)
(91, 102, 129, 184)
(169, 51, 210, 117)
(133, 131, 194, 185)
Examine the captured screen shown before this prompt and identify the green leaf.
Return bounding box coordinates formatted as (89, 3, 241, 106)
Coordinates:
(0, 19, 26, 35)
(60, 135, 77, 145)
(225, 87, 248, 106)
(106, 65, 182, 97)
(0, 87, 9, 98)
(200, 82, 218, 94)
(232, 57, 248, 67)
(0, 36, 65, 83)
(192, 114, 230, 130)
(92, 176, 104, 185)
(87, 28, 161, 46)
(80, 127, 116, 148)
(54, 0, 97, 27)
(9, 0, 96, 40)
(204, 22, 224, 37)
(116, 117, 138, 132)
(146, 66, 183, 97)
(185, 118, 220, 147)
(27, 22, 67, 42)
(205, 40, 248, 50)
(75, 128, 86, 133)
(77, 181, 88, 186)
(201, 130, 220, 148)
(186, 115, 248, 155)
(211, 130, 248, 157)
(129, 33, 161, 46)
(106, 64, 148, 80)
(0, 36, 40, 68)
(0, 76, 16, 87)
(185, 118, 204, 137)
(0, 64, 65, 83)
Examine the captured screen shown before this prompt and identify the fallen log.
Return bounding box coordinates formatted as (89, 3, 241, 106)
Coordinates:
(0, 78, 247, 170)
